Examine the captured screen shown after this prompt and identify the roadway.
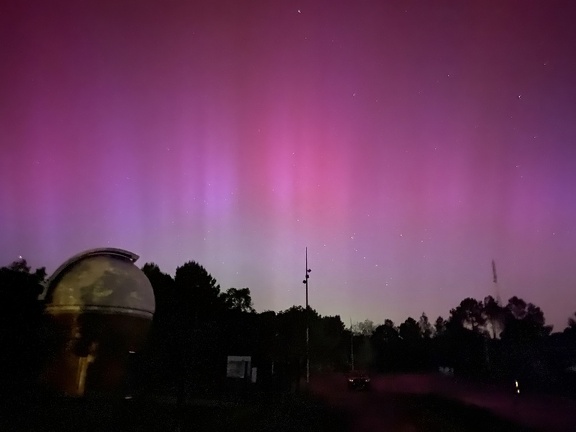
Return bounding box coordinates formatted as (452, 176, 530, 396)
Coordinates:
(308, 373, 576, 432)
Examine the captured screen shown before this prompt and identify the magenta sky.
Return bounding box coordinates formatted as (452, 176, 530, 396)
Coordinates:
(2, 1, 576, 330)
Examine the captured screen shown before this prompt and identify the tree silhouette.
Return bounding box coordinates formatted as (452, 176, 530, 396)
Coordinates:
(174, 261, 223, 323)
(565, 311, 576, 336)
(397, 317, 427, 371)
(220, 288, 255, 313)
(498, 297, 554, 388)
(2, 255, 571, 396)
(434, 316, 447, 336)
(314, 315, 347, 371)
(443, 299, 488, 376)
(374, 319, 400, 342)
(482, 295, 504, 339)
(501, 296, 553, 341)
(448, 298, 485, 333)
(418, 312, 434, 338)
(0, 259, 46, 394)
(351, 319, 375, 336)
(140, 263, 177, 391)
(371, 320, 402, 372)
(142, 263, 175, 310)
(399, 317, 421, 342)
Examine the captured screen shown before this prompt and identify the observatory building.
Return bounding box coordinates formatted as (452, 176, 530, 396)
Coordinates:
(41, 248, 155, 397)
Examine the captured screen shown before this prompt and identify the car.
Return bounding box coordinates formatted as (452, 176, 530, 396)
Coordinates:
(347, 371, 371, 391)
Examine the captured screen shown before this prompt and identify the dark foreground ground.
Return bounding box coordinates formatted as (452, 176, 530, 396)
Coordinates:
(1, 391, 344, 432)
(310, 373, 576, 432)
(0, 386, 543, 432)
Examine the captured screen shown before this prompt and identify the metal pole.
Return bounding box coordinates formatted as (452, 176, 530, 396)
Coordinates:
(303, 247, 311, 384)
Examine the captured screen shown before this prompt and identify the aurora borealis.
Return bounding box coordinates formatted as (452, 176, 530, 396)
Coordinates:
(1, 1, 576, 329)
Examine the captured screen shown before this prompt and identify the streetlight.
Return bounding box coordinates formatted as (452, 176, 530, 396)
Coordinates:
(302, 247, 311, 384)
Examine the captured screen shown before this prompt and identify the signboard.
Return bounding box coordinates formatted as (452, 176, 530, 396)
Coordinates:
(226, 356, 251, 379)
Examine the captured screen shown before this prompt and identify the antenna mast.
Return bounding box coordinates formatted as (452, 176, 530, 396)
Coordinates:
(492, 259, 502, 304)
(303, 247, 311, 384)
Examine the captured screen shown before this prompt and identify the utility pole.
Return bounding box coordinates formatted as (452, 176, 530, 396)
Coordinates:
(302, 247, 311, 384)
(492, 259, 502, 304)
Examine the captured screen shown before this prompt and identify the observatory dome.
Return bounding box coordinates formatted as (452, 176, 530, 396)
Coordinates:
(44, 248, 155, 318)
(41, 248, 155, 397)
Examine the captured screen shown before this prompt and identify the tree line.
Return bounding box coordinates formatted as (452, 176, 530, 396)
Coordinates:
(1, 258, 576, 397)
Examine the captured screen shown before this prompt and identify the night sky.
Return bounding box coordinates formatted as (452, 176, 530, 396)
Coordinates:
(2, 1, 576, 330)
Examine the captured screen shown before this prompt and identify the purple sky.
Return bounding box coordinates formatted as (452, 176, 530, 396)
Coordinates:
(2, 1, 576, 330)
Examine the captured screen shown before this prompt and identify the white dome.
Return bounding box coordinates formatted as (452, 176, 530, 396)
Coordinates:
(44, 248, 155, 319)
